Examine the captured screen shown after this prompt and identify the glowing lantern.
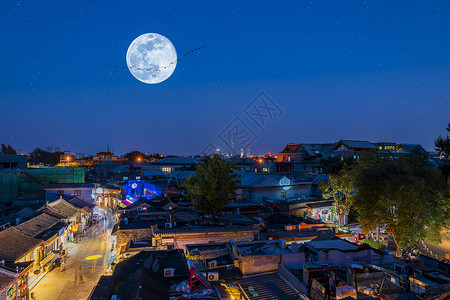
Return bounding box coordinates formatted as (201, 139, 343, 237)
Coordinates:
(34, 270, 41, 275)
(18, 284, 27, 290)
(71, 224, 79, 233)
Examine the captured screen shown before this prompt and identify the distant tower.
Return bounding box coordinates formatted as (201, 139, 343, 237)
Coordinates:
(46, 146, 53, 153)
(55, 147, 60, 152)
(230, 139, 234, 156)
(107, 144, 110, 153)
(246, 147, 251, 158)
(240, 148, 244, 158)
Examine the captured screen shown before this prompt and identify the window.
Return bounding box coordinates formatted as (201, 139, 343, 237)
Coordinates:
(281, 191, 287, 199)
(162, 167, 171, 173)
(74, 190, 81, 196)
(57, 190, 64, 196)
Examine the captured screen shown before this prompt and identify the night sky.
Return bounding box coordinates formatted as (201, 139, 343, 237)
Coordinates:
(1, 1, 450, 156)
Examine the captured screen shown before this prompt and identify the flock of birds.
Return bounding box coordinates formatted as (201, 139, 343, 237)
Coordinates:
(95, 45, 205, 73)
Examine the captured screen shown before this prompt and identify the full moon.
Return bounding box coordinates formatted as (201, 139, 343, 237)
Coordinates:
(126, 33, 177, 84)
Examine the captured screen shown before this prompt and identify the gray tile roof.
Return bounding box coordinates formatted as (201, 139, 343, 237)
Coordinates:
(0, 272, 16, 292)
(333, 140, 377, 150)
(40, 198, 80, 219)
(238, 272, 299, 299)
(0, 227, 41, 261)
(15, 212, 60, 237)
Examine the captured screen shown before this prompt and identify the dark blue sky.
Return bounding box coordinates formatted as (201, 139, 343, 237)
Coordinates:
(1, 1, 450, 155)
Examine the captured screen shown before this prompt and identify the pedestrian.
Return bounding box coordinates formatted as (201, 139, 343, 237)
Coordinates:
(445, 252, 450, 262)
(60, 258, 66, 272)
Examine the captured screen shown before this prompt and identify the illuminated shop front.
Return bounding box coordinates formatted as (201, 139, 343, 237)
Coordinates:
(121, 180, 161, 206)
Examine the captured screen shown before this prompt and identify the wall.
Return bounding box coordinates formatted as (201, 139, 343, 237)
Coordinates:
(278, 265, 308, 295)
(251, 185, 310, 203)
(282, 252, 306, 266)
(113, 228, 153, 253)
(162, 234, 254, 252)
(239, 254, 282, 275)
(320, 249, 395, 267)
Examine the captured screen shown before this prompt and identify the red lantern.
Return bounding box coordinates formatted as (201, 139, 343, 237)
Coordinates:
(38, 246, 44, 251)
(18, 284, 27, 290)
(34, 270, 41, 275)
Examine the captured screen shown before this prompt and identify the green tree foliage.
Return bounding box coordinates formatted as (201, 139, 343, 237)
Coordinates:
(435, 122, 450, 159)
(0, 143, 17, 154)
(124, 151, 164, 162)
(184, 155, 241, 217)
(320, 165, 356, 226)
(353, 151, 449, 256)
(28, 148, 62, 166)
(320, 156, 356, 175)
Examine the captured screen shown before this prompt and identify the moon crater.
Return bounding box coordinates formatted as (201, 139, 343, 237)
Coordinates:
(126, 33, 177, 84)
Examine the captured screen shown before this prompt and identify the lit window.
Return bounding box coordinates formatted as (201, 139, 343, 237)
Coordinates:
(74, 190, 81, 196)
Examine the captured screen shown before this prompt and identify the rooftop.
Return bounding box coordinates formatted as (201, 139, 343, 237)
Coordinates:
(15, 212, 60, 237)
(0, 227, 42, 261)
(238, 272, 299, 300)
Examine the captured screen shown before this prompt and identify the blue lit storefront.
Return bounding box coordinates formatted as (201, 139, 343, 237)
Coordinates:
(121, 180, 161, 206)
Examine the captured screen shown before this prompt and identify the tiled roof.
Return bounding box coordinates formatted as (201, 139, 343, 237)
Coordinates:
(333, 140, 377, 150)
(67, 196, 95, 209)
(33, 222, 65, 241)
(15, 212, 60, 237)
(0, 272, 16, 292)
(0, 227, 41, 261)
(40, 198, 80, 219)
(96, 160, 118, 166)
(238, 272, 299, 300)
(154, 225, 254, 236)
(0, 207, 37, 227)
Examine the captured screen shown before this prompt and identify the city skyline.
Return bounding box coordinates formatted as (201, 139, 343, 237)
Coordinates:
(1, 1, 450, 155)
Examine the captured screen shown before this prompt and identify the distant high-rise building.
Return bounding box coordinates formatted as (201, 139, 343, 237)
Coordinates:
(240, 148, 244, 158)
(54, 147, 61, 152)
(47, 146, 53, 153)
(246, 147, 251, 157)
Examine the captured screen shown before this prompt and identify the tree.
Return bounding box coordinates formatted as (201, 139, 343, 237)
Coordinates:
(1, 143, 17, 154)
(352, 152, 395, 243)
(320, 165, 356, 226)
(435, 122, 450, 159)
(124, 151, 162, 163)
(184, 155, 241, 217)
(28, 148, 62, 166)
(124, 151, 148, 162)
(353, 151, 449, 256)
(320, 156, 356, 175)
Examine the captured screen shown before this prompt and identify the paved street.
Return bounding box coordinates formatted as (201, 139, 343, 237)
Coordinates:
(422, 230, 450, 261)
(32, 214, 115, 300)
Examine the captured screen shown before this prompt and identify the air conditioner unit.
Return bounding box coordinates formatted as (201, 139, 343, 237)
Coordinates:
(208, 260, 217, 268)
(165, 223, 173, 229)
(164, 268, 175, 277)
(207, 272, 219, 282)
